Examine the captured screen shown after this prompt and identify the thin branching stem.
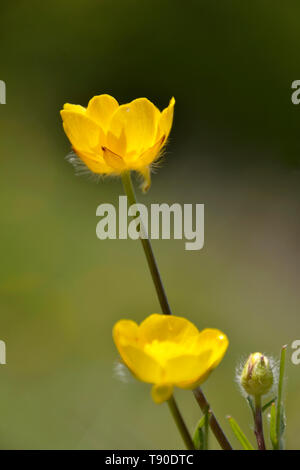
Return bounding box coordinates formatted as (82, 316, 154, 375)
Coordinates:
(121, 171, 233, 450)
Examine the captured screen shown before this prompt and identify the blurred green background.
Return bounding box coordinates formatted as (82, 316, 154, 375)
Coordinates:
(1, 0, 300, 449)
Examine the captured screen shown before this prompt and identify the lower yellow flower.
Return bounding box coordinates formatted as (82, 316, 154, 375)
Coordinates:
(60, 94, 175, 191)
(113, 313, 229, 404)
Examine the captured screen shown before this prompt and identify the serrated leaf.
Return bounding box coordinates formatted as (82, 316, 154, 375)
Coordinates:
(227, 416, 254, 450)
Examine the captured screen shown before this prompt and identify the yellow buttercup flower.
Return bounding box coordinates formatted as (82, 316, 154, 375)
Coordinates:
(113, 313, 229, 404)
(60, 94, 175, 191)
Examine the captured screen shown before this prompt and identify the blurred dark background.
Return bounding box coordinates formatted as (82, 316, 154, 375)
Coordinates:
(0, 0, 300, 449)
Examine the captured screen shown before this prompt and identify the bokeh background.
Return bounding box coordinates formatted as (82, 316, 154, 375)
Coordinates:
(1, 0, 300, 449)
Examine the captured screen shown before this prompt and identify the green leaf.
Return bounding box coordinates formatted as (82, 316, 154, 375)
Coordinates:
(193, 407, 211, 450)
(276, 345, 287, 449)
(270, 402, 278, 449)
(227, 416, 255, 450)
(193, 415, 205, 450)
(278, 406, 286, 450)
(262, 397, 277, 413)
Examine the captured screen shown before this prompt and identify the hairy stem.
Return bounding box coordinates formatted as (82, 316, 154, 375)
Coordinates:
(121, 171, 232, 450)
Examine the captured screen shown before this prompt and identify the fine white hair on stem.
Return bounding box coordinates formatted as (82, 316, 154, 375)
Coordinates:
(235, 353, 279, 400)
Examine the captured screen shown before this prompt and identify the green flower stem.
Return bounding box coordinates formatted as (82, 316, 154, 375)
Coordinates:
(121, 170, 232, 451)
(168, 396, 195, 450)
(254, 395, 266, 450)
(121, 171, 172, 316)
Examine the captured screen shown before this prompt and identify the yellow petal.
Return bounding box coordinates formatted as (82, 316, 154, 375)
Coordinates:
(113, 320, 163, 383)
(102, 146, 126, 172)
(166, 350, 212, 386)
(118, 345, 163, 383)
(139, 314, 199, 345)
(151, 384, 173, 404)
(107, 98, 160, 157)
(63, 103, 86, 114)
(197, 328, 229, 369)
(113, 319, 139, 347)
(74, 148, 114, 174)
(87, 94, 119, 131)
(134, 135, 165, 168)
(158, 97, 175, 142)
(176, 329, 228, 389)
(61, 110, 104, 152)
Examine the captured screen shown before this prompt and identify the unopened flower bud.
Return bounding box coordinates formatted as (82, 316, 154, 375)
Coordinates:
(240, 352, 273, 397)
